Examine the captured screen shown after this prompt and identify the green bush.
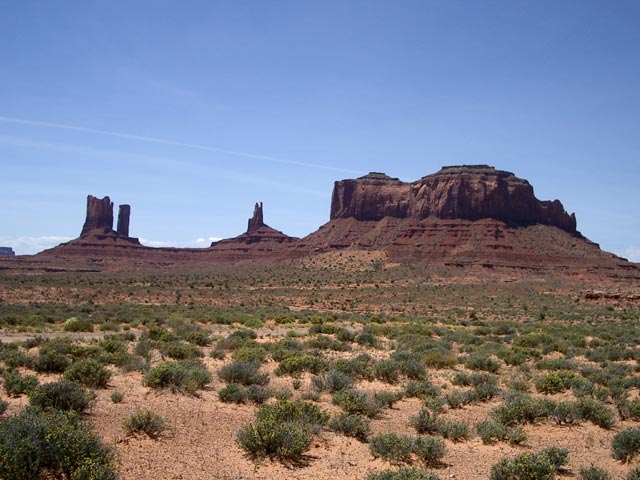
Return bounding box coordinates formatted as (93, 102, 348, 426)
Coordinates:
(334, 354, 374, 380)
(374, 390, 404, 408)
(159, 340, 203, 360)
(65, 359, 111, 388)
(0, 408, 116, 480)
(535, 372, 574, 394)
(578, 465, 611, 480)
(491, 392, 554, 426)
(366, 467, 441, 480)
(465, 354, 501, 373)
(275, 354, 328, 376)
(410, 407, 438, 435)
(218, 360, 269, 386)
(236, 400, 328, 465)
(435, 418, 469, 442)
(577, 397, 614, 429)
(612, 427, 640, 463)
(232, 344, 268, 363)
(3, 369, 38, 397)
(144, 360, 212, 394)
(413, 435, 446, 467)
(64, 317, 94, 332)
(218, 383, 246, 403)
(332, 389, 382, 418)
(489, 447, 568, 480)
(369, 432, 414, 465)
(405, 380, 440, 399)
(374, 359, 402, 384)
(33, 350, 71, 373)
(124, 409, 168, 438)
(0, 400, 8, 415)
(422, 351, 457, 369)
(110, 390, 124, 403)
(329, 413, 371, 442)
(627, 466, 640, 480)
(29, 380, 93, 413)
(311, 369, 354, 393)
(245, 384, 272, 404)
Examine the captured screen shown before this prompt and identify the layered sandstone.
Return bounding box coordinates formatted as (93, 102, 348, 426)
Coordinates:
(116, 205, 131, 237)
(80, 195, 114, 236)
(330, 166, 577, 234)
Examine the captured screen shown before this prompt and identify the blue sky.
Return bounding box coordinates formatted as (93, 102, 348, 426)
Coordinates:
(1, 1, 639, 260)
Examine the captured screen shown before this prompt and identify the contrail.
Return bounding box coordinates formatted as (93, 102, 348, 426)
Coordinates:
(0, 115, 364, 175)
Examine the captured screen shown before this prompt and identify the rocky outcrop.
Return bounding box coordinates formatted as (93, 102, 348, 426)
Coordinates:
(80, 195, 114, 236)
(116, 205, 131, 237)
(0, 247, 15, 257)
(247, 202, 264, 232)
(330, 166, 578, 234)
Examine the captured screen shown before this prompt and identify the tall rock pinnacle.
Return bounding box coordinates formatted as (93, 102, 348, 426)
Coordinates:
(80, 195, 114, 237)
(116, 205, 131, 237)
(247, 202, 264, 232)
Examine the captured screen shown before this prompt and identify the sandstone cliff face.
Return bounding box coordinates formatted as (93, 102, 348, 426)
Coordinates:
(116, 205, 131, 237)
(330, 166, 577, 234)
(81, 195, 114, 236)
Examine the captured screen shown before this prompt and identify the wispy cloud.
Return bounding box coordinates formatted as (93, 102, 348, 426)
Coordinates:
(0, 115, 363, 175)
(0, 236, 73, 255)
(139, 237, 222, 249)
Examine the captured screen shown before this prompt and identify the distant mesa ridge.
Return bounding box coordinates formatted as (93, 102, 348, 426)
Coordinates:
(331, 165, 577, 234)
(26, 164, 638, 278)
(0, 247, 15, 257)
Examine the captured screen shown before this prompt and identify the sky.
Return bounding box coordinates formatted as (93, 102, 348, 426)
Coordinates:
(1, 1, 639, 260)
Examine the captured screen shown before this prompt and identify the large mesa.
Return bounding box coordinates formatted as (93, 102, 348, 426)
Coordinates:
(330, 165, 577, 234)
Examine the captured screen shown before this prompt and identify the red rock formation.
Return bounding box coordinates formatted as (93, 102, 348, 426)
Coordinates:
(116, 205, 131, 237)
(80, 195, 114, 236)
(330, 166, 577, 234)
(247, 202, 264, 232)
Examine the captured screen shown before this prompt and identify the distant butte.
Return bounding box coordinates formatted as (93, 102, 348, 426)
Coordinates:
(18, 165, 637, 279)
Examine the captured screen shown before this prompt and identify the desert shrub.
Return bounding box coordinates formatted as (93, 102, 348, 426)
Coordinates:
(374, 359, 403, 384)
(491, 392, 554, 426)
(391, 350, 428, 380)
(0, 400, 8, 415)
(216, 329, 257, 351)
(246, 385, 272, 405)
(498, 347, 528, 366)
(110, 390, 124, 403)
(366, 467, 441, 480)
(124, 409, 168, 438)
(65, 359, 111, 388)
(535, 358, 578, 371)
(369, 432, 414, 465)
(218, 360, 269, 386)
(413, 435, 446, 467)
(550, 401, 581, 426)
(159, 340, 203, 360)
(612, 427, 640, 463)
(3, 369, 38, 397)
(354, 331, 378, 347)
(144, 360, 212, 394)
(275, 354, 329, 376)
(33, 350, 71, 373)
(218, 383, 246, 403)
(535, 372, 575, 394)
(232, 344, 268, 363)
(475, 382, 501, 400)
(374, 390, 404, 408)
(445, 390, 474, 409)
(405, 379, 440, 399)
(210, 349, 226, 360)
(311, 369, 354, 393)
(329, 413, 371, 442)
(269, 338, 304, 361)
(0, 343, 31, 368)
(422, 350, 457, 369)
(452, 371, 498, 386)
(465, 354, 501, 373)
(578, 465, 611, 480)
(0, 408, 116, 480)
(489, 447, 568, 480)
(333, 389, 382, 418)
(627, 466, 640, 480)
(29, 380, 93, 413)
(477, 420, 505, 444)
(236, 400, 327, 464)
(410, 407, 439, 435)
(336, 328, 357, 343)
(305, 335, 351, 352)
(435, 418, 469, 442)
(577, 397, 614, 429)
(64, 317, 94, 332)
(334, 353, 374, 380)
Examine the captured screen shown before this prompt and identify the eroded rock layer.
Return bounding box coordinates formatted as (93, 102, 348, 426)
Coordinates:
(331, 166, 577, 234)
